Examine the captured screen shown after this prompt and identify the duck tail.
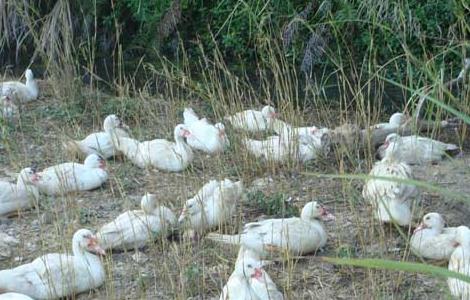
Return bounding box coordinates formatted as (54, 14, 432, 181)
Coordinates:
(206, 233, 241, 245)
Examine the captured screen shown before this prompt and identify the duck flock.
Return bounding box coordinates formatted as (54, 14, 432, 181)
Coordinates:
(0, 69, 469, 300)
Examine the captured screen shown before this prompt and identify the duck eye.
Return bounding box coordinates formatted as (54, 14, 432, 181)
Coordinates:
(425, 217, 430, 220)
(247, 264, 252, 268)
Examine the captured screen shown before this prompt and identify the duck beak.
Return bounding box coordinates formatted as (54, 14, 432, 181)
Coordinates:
(178, 209, 187, 224)
(382, 140, 390, 149)
(320, 207, 336, 221)
(270, 112, 278, 118)
(251, 268, 263, 280)
(413, 223, 427, 233)
(182, 129, 192, 138)
(88, 236, 106, 256)
(31, 173, 41, 183)
(310, 127, 318, 135)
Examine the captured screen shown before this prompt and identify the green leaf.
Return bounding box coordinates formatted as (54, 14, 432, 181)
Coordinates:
(322, 257, 470, 283)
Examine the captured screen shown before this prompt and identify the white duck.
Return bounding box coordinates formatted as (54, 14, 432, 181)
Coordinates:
(0, 168, 40, 216)
(97, 193, 176, 250)
(1, 95, 19, 121)
(362, 148, 418, 226)
(178, 179, 244, 234)
(0, 229, 105, 299)
(64, 114, 130, 159)
(242, 132, 326, 163)
(410, 212, 459, 260)
(377, 133, 459, 164)
(271, 118, 319, 137)
(0, 232, 19, 261)
(448, 226, 470, 299)
(33, 154, 108, 196)
(116, 124, 193, 172)
(225, 105, 277, 132)
(372, 112, 406, 130)
(220, 247, 284, 300)
(183, 107, 230, 154)
(207, 201, 335, 257)
(0, 69, 38, 103)
(0, 293, 34, 300)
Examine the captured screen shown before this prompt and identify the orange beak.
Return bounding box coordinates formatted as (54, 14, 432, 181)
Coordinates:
(251, 268, 263, 280)
(31, 173, 41, 183)
(413, 223, 427, 233)
(182, 129, 192, 138)
(320, 206, 336, 221)
(87, 236, 106, 255)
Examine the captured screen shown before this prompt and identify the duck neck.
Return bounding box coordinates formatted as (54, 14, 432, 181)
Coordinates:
(26, 77, 38, 99)
(174, 135, 192, 156)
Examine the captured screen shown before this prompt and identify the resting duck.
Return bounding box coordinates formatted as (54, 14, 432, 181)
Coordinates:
(0, 69, 38, 103)
(116, 124, 193, 172)
(410, 213, 459, 260)
(0, 229, 105, 299)
(1, 96, 19, 121)
(362, 151, 418, 226)
(33, 154, 108, 195)
(448, 226, 470, 299)
(207, 201, 335, 257)
(183, 107, 230, 154)
(225, 105, 277, 132)
(97, 193, 176, 250)
(242, 132, 327, 163)
(377, 133, 459, 164)
(179, 179, 244, 234)
(372, 112, 406, 130)
(0, 293, 34, 300)
(64, 114, 130, 159)
(271, 118, 318, 137)
(0, 168, 39, 216)
(220, 248, 284, 300)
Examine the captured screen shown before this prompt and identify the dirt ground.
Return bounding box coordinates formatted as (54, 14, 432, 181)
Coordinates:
(0, 92, 469, 299)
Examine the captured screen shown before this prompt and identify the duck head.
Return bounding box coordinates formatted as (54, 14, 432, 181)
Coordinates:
(301, 201, 335, 222)
(261, 105, 277, 119)
(414, 212, 445, 233)
(175, 124, 192, 139)
(73, 229, 106, 256)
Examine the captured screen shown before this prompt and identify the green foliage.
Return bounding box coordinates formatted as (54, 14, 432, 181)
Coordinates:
(247, 190, 298, 217)
(323, 257, 470, 283)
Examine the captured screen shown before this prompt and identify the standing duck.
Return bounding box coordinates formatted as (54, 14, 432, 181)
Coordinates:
(115, 124, 193, 172)
(0, 229, 105, 299)
(0, 167, 39, 216)
(179, 179, 244, 235)
(377, 133, 459, 164)
(225, 105, 277, 132)
(183, 107, 230, 154)
(448, 226, 470, 299)
(64, 114, 130, 159)
(410, 212, 459, 260)
(220, 247, 284, 300)
(33, 154, 108, 195)
(0, 69, 38, 103)
(97, 193, 176, 250)
(362, 149, 418, 226)
(207, 201, 335, 257)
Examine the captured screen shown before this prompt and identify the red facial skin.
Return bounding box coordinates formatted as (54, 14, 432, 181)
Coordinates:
(251, 268, 263, 281)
